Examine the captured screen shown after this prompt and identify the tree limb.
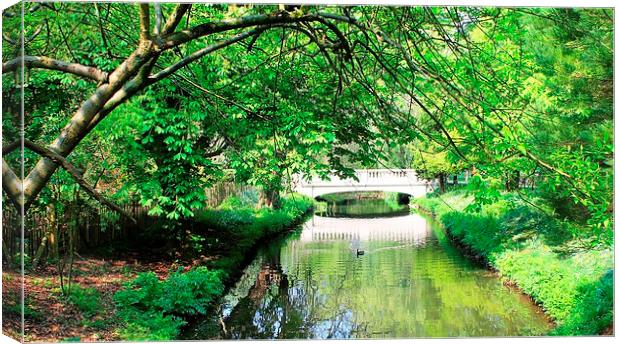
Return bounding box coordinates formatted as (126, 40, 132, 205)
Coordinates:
(2, 140, 20, 155)
(2, 56, 109, 82)
(2, 158, 22, 209)
(22, 46, 157, 211)
(23, 140, 136, 224)
(139, 3, 151, 42)
(162, 4, 192, 35)
(149, 27, 267, 82)
(158, 11, 333, 50)
(153, 3, 163, 35)
(87, 54, 161, 132)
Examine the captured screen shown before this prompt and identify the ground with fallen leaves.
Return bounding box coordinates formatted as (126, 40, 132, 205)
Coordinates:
(2, 251, 210, 342)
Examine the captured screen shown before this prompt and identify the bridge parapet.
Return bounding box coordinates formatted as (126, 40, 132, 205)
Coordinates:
(293, 169, 435, 198)
(299, 169, 423, 187)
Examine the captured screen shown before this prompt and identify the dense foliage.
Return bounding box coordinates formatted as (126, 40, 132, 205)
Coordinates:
(194, 193, 314, 269)
(114, 267, 224, 340)
(2, 5, 612, 239)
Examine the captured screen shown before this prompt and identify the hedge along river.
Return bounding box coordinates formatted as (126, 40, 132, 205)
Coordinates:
(185, 198, 552, 339)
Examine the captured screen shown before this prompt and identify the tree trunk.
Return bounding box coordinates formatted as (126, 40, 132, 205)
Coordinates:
(259, 187, 281, 209)
(453, 175, 458, 186)
(506, 170, 520, 191)
(438, 173, 446, 193)
(49, 203, 59, 260)
(270, 189, 281, 210)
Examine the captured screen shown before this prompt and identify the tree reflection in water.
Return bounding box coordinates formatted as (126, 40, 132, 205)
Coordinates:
(225, 247, 370, 339)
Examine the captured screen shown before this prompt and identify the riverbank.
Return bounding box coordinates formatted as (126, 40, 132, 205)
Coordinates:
(3, 193, 315, 342)
(111, 193, 316, 341)
(413, 189, 613, 336)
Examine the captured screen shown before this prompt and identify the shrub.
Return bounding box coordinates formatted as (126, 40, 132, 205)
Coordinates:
(67, 286, 101, 318)
(196, 208, 254, 229)
(4, 297, 42, 320)
(280, 193, 314, 217)
(114, 272, 163, 312)
(218, 196, 246, 210)
(219, 191, 260, 209)
(81, 318, 109, 330)
(116, 310, 185, 341)
(114, 267, 224, 341)
(552, 269, 613, 335)
(195, 193, 313, 240)
(159, 268, 224, 315)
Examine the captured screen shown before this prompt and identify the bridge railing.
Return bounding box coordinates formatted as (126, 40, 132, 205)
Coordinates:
(297, 169, 428, 187)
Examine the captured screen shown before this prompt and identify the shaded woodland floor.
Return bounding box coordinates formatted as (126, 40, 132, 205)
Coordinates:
(2, 252, 213, 342)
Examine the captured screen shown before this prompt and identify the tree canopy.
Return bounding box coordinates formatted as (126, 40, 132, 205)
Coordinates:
(2, 3, 613, 237)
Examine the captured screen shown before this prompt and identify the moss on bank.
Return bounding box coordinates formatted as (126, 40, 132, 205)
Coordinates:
(415, 190, 613, 336)
(113, 193, 315, 341)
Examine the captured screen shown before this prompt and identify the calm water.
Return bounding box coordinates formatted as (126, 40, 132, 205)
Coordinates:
(186, 200, 552, 339)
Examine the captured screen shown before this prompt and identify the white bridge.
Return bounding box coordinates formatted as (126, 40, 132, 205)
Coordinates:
(293, 169, 437, 199)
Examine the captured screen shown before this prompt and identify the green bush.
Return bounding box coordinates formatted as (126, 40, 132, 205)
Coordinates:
(198, 208, 254, 228)
(116, 310, 185, 341)
(4, 296, 42, 320)
(67, 286, 101, 318)
(193, 192, 314, 276)
(218, 196, 248, 210)
(159, 268, 224, 315)
(196, 193, 313, 237)
(114, 272, 163, 311)
(113, 267, 224, 341)
(81, 318, 109, 330)
(551, 269, 613, 335)
(415, 190, 614, 335)
(280, 193, 314, 217)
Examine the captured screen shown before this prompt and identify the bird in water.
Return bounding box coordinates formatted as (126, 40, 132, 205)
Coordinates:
(356, 248, 365, 256)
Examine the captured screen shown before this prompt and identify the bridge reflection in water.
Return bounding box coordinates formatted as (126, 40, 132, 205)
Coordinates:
(300, 215, 431, 244)
(188, 207, 551, 339)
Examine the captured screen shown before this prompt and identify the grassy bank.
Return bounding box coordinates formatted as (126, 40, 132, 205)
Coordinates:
(414, 190, 613, 336)
(113, 193, 315, 341)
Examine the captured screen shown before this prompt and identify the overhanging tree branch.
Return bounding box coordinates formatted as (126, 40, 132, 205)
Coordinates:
(157, 11, 349, 50)
(149, 26, 268, 82)
(2, 158, 22, 209)
(3, 8, 359, 212)
(2, 56, 109, 82)
(2, 140, 20, 155)
(139, 3, 151, 42)
(153, 3, 163, 35)
(161, 4, 192, 35)
(23, 140, 137, 224)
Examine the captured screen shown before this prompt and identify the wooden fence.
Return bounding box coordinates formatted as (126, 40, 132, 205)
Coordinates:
(2, 183, 255, 264)
(204, 182, 257, 208)
(2, 202, 153, 262)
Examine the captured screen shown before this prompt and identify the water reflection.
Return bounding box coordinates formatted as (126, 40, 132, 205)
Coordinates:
(193, 202, 552, 339)
(316, 198, 410, 218)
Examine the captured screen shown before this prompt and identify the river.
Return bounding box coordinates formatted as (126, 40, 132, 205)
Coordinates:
(186, 199, 552, 339)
